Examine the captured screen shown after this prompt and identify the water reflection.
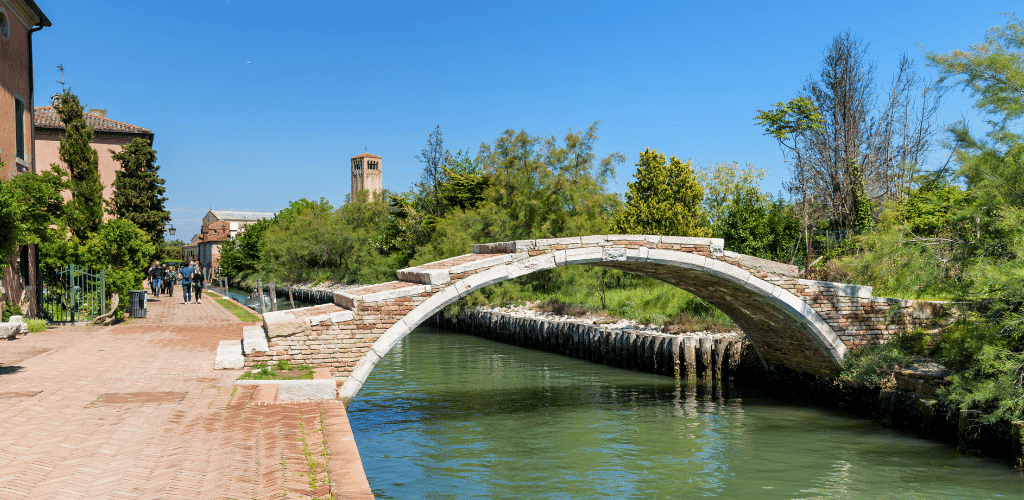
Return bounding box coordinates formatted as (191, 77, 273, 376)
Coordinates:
(347, 327, 1024, 499)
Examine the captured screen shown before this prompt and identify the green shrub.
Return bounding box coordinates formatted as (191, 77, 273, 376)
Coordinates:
(1, 300, 22, 322)
(839, 330, 933, 387)
(26, 319, 47, 332)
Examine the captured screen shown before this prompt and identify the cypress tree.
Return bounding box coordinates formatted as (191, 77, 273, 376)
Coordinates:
(107, 138, 170, 246)
(56, 90, 103, 240)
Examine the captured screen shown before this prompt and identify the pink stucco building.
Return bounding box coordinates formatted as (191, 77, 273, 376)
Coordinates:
(0, 0, 50, 317)
(34, 106, 154, 210)
(185, 210, 276, 279)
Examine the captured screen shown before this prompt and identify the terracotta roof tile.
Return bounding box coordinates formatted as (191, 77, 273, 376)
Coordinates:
(351, 153, 382, 160)
(33, 106, 152, 136)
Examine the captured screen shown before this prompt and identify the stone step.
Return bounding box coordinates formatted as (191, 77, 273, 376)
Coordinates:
(334, 280, 432, 310)
(234, 379, 337, 401)
(262, 304, 353, 338)
(214, 340, 244, 369)
(242, 325, 269, 354)
(397, 253, 513, 285)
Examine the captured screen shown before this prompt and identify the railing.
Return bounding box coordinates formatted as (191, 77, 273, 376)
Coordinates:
(39, 265, 106, 323)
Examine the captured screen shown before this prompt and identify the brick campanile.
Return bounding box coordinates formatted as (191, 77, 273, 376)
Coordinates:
(350, 153, 383, 202)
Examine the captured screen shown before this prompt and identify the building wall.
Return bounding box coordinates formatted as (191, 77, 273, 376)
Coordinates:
(0, 1, 35, 180)
(35, 129, 149, 214)
(0, 1, 44, 316)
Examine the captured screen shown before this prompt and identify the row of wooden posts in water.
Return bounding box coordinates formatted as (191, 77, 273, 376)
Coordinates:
(435, 309, 751, 380)
(217, 279, 336, 313)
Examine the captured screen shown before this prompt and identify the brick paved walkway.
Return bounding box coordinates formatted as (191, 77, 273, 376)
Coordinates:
(0, 291, 373, 499)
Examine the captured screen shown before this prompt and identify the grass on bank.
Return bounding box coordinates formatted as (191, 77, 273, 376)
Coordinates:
(212, 295, 262, 322)
(462, 272, 735, 332)
(238, 360, 314, 380)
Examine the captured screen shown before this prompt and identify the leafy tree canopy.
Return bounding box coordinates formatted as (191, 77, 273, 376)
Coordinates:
(613, 149, 711, 237)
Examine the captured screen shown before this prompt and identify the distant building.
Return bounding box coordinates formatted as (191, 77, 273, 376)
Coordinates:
(0, 0, 50, 318)
(185, 210, 276, 278)
(34, 106, 154, 210)
(350, 152, 382, 201)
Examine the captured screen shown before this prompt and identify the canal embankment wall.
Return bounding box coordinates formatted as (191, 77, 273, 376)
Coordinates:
(436, 306, 1024, 469)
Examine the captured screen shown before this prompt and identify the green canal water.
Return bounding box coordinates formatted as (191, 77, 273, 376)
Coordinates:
(346, 327, 1024, 499)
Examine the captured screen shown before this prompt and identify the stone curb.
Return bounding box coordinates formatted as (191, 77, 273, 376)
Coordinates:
(242, 325, 269, 354)
(215, 340, 244, 369)
(234, 379, 337, 400)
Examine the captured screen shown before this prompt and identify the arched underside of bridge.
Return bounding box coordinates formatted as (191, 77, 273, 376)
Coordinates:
(338, 246, 847, 405)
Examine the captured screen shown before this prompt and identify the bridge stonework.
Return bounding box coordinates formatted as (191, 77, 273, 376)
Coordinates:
(244, 235, 941, 405)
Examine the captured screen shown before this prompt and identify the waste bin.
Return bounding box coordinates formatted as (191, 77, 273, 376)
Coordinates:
(128, 290, 147, 318)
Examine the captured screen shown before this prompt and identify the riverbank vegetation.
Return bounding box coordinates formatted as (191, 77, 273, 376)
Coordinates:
(213, 17, 1024, 423)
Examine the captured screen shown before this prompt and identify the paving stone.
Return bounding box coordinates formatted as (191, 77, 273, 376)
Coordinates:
(0, 292, 372, 499)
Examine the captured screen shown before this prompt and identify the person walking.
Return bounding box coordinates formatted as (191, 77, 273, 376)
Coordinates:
(192, 266, 205, 304)
(158, 264, 168, 295)
(149, 261, 164, 297)
(165, 266, 177, 298)
(180, 261, 194, 304)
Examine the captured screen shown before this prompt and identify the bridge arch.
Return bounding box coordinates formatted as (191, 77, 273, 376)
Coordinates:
(338, 237, 846, 405)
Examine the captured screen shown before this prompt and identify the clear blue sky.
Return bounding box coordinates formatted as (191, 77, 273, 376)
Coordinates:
(30, 0, 1011, 241)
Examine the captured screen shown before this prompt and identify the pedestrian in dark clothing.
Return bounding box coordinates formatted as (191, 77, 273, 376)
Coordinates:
(149, 261, 163, 297)
(192, 267, 205, 304)
(165, 266, 177, 297)
(161, 264, 171, 295)
(180, 262, 194, 304)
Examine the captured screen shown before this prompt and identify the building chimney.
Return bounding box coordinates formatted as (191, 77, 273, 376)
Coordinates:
(89, 108, 107, 118)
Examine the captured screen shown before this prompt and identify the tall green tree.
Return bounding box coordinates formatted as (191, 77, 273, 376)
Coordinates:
(219, 218, 273, 282)
(107, 138, 171, 246)
(0, 163, 68, 277)
(756, 96, 825, 272)
(415, 126, 451, 217)
(697, 161, 769, 231)
(55, 90, 103, 240)
(613, 149, 711, 237)
(917, 14, 1024, 422)
(474, 123, 623, 243)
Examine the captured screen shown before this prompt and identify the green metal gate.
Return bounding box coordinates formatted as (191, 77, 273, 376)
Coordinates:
(39, 265, 106, 323)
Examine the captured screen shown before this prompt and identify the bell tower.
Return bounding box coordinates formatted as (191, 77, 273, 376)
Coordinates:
(350, 153, 383, 201)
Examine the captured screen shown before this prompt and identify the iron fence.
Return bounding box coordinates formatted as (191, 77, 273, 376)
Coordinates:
(39, 265, 106, 323)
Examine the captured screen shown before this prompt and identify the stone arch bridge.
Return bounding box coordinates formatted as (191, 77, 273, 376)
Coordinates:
(240, 235, 938, 405)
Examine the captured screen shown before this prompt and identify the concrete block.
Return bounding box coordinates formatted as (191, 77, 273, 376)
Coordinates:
(447, 253, 512, 274)
(263, 311, 309, 338)
(508, 254, 556, 279)
(329, 310, 354, 323)
(602, 247, 627, 261)
(357, 283, 432, 304)
(0, 322, 21, 340)
(277, 380, 337, 401)
(563, 246, 603, 264)
(215, 340, 244, 369)
(396, 267, 451, 285)
(242, 326, 269, 354)
(660, 235, 713, 245)
(234, 379, 337, 401)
